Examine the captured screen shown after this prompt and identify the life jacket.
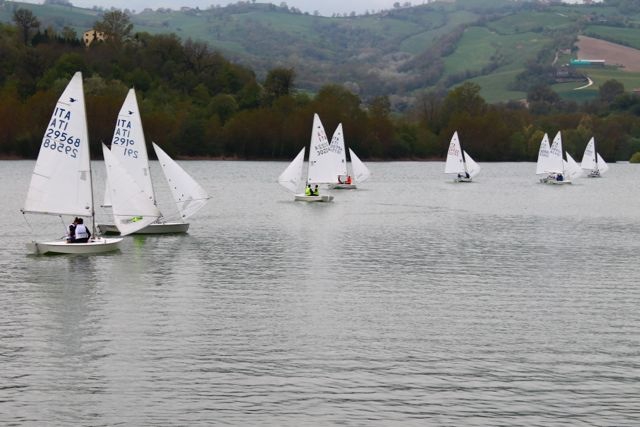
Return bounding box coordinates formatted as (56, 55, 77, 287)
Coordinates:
(305, 186, 311, 196)
(75, 224, 89, 239)
(346, 176, 352, 184)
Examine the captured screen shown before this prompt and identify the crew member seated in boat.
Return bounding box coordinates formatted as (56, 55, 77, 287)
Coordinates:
(337, 175, 343, 184)
(313, 185, 320, 196)
(305, 184, 312, 196)
(556, 173, 563, 182)
(71, 218, 91, 243)
(465, 172, 470, 179)
(67, 217, 79, 242)
(345, 175, 352, 184)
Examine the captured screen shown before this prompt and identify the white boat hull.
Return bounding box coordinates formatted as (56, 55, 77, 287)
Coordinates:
(454, 177, 472, 183)
(587, 170, 601, 178)
(98, 222, 190, 235)
(539, 177, 572, 185)
(330, 183, 357, 189)
(294, 194, 334, 202)
(29, 237, 123, 255)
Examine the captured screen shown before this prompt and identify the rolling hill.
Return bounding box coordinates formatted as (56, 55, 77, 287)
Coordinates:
(2, 0, 640, 105)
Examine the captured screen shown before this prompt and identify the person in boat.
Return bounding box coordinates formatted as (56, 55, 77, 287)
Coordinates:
(337, 175, 343, 184)
(67, 217, 79, 242)
(305, 184, 312, 196)
(465, 171, 470, 179)
(313, 185, 319, 196)
(345, 175, 352, 185)
(71, 217, 91, 243)
(556, 173, 563, 182)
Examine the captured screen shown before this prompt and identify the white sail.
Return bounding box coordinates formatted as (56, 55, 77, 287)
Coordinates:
(102, 144, 161, 235)
(329, 123, 348, 178)
(152, 142, 210, 220)
(536, 133, 551, 175)
(105, 88, 155, 207)
(463, 151, 481, 178)
(349, 148, 371, 183)
(565, 152, 583, 180)
(278, 147, 305, 193)
(444, 131, 466, 174)
(306, 114, 334, 184)
(547, 132, 565, 174)
(596, 153, 609, 174)
(580, 137, 596, 171)
(23, 72, 93, 217)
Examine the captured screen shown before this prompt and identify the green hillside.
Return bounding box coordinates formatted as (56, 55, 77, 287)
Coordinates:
(2, 0, 640, 105)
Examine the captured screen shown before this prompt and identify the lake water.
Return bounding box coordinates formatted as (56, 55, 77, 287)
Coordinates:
(1, 160, 639, 425)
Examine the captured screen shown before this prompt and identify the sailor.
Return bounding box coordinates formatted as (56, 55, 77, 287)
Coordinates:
(345, 175, 352, 184)
(72, 218, 91, 243)
(67, 217, 79, 242)
(313, 185, 319, 196)
(305, 184, 312, 196)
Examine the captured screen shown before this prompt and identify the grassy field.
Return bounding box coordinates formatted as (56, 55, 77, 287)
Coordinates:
(583, 25, 640, 50)
(3, 0, 639, 105)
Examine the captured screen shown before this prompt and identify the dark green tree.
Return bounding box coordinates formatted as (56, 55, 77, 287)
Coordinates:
(264, 67, 295, 103)
(94, 10, 133, 45)
(599, 79, 625, 104)
(13, 8, 40, 45)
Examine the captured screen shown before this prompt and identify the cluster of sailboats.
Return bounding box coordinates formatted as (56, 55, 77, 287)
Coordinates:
(536, 131, 609, 184)
(278, 113, 371, 202)
(21, 73, 612, 255)
(21, 72, 210, 255)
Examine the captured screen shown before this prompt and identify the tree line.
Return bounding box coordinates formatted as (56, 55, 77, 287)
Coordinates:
(1, 8, 640, 162)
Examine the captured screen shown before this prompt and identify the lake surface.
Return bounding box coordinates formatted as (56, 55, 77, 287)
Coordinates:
(1, 160, 639, 425)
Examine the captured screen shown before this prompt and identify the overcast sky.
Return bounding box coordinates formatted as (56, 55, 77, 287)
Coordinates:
(36, 0, 406, 15)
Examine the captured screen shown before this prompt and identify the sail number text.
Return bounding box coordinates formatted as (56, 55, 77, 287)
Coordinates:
(111, 119, 138, 158)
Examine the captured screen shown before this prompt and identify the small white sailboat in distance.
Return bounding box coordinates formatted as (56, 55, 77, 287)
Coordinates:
(581, 137, 609, 178)
(99, 88, 209, 234)
(327, 123, 371, 189)
(444, 131, 480, 182)
(21, 72, 123, 255)
(538, 132, 571, 185)
(278, 114, 334, 202)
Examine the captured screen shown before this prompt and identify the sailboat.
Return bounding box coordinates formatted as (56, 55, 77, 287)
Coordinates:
(537, 131, 571, 185)
(444, 131, 480, 182)
(278, 114, 334, 202)
(580, 137, 609, 178)
(328, 123, 371, 189)
(98, 89, 209, 234)
(102, 143, 161, 235)
(21, 72, 123, 255)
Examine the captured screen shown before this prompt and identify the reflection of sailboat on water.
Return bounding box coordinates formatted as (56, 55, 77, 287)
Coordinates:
(278, 114, 334, 202)
(444, 131, 480, 183)
(21, 72, 125, 255)
(98, 89, 209, 234)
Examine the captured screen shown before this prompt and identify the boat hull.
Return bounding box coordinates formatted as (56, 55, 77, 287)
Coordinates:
(294, 194, 334, 202)
(587, 170, 601, 178)
(539, 177, 572, 185)
(330, 183, 357, 189)
(29, 237, 123, 255)
(454, 177, 473, 183)
(98, 222, 190, 235)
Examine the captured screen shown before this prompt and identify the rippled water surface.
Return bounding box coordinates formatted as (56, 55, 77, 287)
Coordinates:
(1, 160, 640, 425)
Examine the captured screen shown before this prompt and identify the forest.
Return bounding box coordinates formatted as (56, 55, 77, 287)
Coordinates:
(2, 7, 640, 162)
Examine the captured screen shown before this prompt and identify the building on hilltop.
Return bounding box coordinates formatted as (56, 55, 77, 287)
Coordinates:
(83, 30, 107, 47)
